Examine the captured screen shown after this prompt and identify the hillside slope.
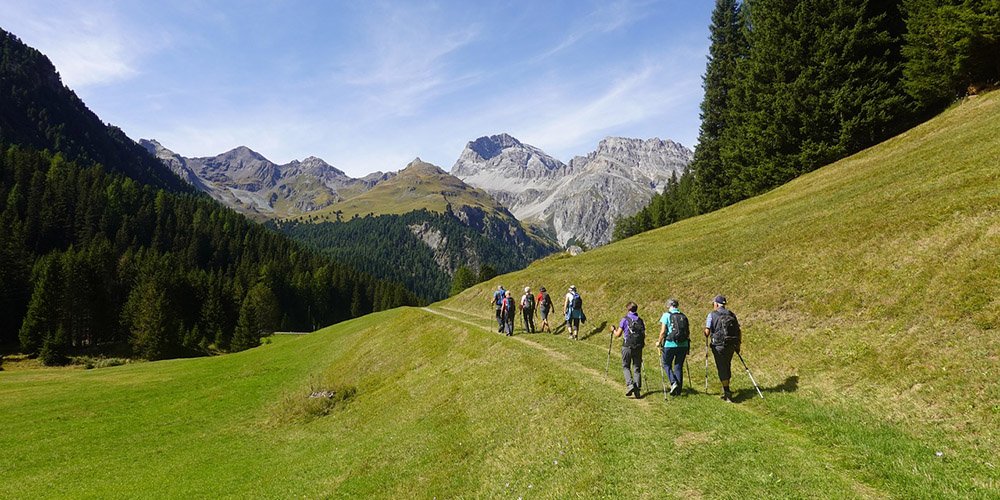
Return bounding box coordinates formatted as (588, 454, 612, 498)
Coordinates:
(2, 94, 998, 497)
(445, 92, 1000, 459)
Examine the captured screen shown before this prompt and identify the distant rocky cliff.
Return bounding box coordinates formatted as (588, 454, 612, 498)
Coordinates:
(452, 134, 693, 246)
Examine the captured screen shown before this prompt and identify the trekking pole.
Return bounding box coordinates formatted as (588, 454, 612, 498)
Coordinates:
(605, 328, 613, 379)
(704, 336, 710, 392)
(659, 357, 667, 400)
(736, 351, 764, 400)
(685, 357, 692, 393)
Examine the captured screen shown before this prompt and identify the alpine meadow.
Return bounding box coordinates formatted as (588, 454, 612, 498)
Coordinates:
(2, 1, 1000, 498)
(2, 78, 998, 499)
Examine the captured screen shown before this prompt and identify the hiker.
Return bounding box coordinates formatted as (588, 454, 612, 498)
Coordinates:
(492, 285, 505, 333)
(563, 285, 586, 340)
(704, 295, 741, 402)
(501, 290, 516, 336)
(536, 286, 553, 333)
(520, 287, 536, 333)
(611, 301, 645, 398)
(657, 298, 691, 396)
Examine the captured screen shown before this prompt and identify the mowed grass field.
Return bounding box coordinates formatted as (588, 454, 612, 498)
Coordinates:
(2, 94, 999, 497)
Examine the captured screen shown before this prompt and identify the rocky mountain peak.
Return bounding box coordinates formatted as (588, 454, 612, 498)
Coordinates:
(467, 133, 524, 160)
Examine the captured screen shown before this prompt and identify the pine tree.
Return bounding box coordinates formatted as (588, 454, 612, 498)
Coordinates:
(126, 279, 171, 360)
(693, 0, 746, 211)
(232, 282, 279, 352)
(450, 266, 478, 296)
(39, 324, 69, 365)
(18, 252, 63, 354)
(902, 0, 1000, 112)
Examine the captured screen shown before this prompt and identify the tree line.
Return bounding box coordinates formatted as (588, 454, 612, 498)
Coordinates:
(0, 145, 418, 364)
(274, 208, 549, 301)
(614, 0, 1000, 241)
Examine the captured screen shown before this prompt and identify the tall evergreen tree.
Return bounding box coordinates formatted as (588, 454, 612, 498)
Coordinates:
(902, 0, 1000, 112)
(693, 0, 746, 212)
(18, 252, 63, 354)
(231, 282, 280, 352)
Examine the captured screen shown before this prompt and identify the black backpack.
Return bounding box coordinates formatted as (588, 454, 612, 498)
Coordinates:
(624, 316, 646, 348)
(711, 309, 741, 346)
(571, 293, 583, 310)
(666, 311, 690, 343)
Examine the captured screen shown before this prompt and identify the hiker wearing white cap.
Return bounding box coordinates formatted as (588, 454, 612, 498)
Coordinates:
(563, 285, 585, 340)
(520, 286, 536, 333)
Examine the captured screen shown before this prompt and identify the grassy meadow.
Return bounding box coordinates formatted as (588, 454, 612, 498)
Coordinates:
(2, 94, 999, 497)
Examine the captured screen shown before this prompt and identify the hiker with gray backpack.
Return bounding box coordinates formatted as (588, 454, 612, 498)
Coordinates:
(705, 295, 740, 402)
(611, 301, 645, 398)
(657, 298, 690, 397)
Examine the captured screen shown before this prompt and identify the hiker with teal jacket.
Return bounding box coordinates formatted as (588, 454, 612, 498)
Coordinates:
(563, 285, 586, 340)
(657, 298, 691, 396)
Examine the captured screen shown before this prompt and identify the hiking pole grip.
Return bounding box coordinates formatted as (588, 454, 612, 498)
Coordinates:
(736, 351, 764, 400)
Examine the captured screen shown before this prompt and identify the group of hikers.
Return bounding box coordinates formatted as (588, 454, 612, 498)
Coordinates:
(491, 286, 754, 403)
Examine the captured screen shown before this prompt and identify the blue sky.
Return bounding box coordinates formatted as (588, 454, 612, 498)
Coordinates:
(2, 0, 714, 177)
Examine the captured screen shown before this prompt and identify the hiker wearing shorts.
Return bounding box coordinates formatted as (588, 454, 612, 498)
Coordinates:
(537, 287, 553, 333)
(564, 285, 585, 340)
(612, 301, 645, 398)
(705, 295, 741, 402)
(657, 298, 690, 396)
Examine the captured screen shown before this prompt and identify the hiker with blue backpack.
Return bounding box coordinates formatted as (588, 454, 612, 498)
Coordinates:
(563, 285, 586, 340)
(611, 301, 646, 398)
(705, 295, 741, 402)
(492, 285, 505, 333)
(657, 298, 690, 397)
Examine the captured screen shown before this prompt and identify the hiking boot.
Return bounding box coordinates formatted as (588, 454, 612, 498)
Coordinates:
(625, 385, 636, 397)
(721, 390, 733, 402)
(669, 382, 678, 396)
(635, 386, 643, 399)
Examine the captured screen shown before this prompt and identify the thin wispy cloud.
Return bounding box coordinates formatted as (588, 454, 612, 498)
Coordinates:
(336, 3, 483, 117)
(531, 0, 651, 63)
(0, 0, 163, 88)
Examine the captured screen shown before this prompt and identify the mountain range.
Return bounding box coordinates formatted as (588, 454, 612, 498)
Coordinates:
(146, 134, 693, 247)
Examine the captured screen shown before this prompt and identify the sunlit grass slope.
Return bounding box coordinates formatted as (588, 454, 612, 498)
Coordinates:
(446, 92, 1000, 475)
(2, 95, 998, 498)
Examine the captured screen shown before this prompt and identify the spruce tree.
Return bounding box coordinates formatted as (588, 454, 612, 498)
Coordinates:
(693, 0, 745, 211)
(450, 266, 478, 296)
(18, 252, 63, 354)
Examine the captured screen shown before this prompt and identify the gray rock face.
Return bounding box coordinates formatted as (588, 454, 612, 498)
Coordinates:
(140, 139, 393, 218)
(451, 134, 693, 247)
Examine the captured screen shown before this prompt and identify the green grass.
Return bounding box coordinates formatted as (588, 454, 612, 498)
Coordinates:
(2, 94, 1000, 497)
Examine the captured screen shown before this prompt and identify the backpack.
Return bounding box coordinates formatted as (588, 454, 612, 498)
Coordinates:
(710, 309, 741, 346)
(502, 296, 515, 314)
(666, 311, 690, 343)
(570, 293, 583, 310)
(522, 293, 535, 309)
(624, 316, 646, 348)
(494, 290, 504, 307)
(540, 292, 552, 310)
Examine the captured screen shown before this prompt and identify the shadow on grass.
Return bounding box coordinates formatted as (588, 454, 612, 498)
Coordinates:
(732, 375, 799, 403)
(580, 321, 609, 340)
